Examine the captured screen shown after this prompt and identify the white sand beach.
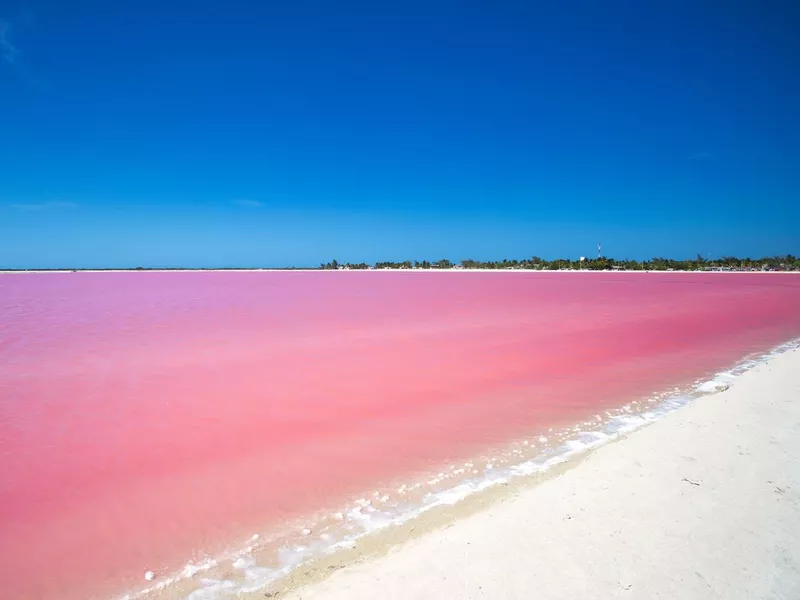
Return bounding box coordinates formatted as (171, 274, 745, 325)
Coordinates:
(282, 347, 800, 600)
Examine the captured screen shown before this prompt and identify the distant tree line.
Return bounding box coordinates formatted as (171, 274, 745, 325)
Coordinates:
(319, 255, 800, 271)
(6, 256, 797, 272)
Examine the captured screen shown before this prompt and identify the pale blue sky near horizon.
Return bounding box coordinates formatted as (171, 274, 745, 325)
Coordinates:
(1, 1, 798, 268)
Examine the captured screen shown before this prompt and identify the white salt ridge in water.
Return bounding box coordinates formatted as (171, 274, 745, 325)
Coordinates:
(231, 557, 253, 570)
(181, 560, 218, 579)
(119, 339, 799, 600)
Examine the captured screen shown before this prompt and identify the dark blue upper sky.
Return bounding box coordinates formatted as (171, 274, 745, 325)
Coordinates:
(1, 1, 798, 268)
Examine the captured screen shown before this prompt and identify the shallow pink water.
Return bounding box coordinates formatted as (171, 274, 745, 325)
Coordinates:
(1, 272, 799, 599)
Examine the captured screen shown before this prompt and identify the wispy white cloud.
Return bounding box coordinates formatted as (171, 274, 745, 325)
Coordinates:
(233, 199, 264, 207)
(0, 15, 46, 88)
(687, 151, 710, 161)
(10, 201, 78, 211)
(0, 19, 19, 64)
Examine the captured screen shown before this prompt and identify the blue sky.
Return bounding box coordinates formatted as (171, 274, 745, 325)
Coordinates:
(1, 1, 798, 268)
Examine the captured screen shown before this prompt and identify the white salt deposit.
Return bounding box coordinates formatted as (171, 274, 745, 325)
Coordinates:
(181, 560, 216, 579)
(696, 379, 731, 394)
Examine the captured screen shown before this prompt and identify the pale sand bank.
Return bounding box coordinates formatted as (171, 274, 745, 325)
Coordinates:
(284, 348, 800, 600)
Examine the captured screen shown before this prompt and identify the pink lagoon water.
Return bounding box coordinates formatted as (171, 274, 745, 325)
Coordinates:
(1, 271, 799, 599)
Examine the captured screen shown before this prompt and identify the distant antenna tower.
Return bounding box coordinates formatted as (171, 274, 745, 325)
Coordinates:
(597, 241, 602, 259)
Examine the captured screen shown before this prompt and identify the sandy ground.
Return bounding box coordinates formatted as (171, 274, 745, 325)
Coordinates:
(284, 348, 800, 600)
